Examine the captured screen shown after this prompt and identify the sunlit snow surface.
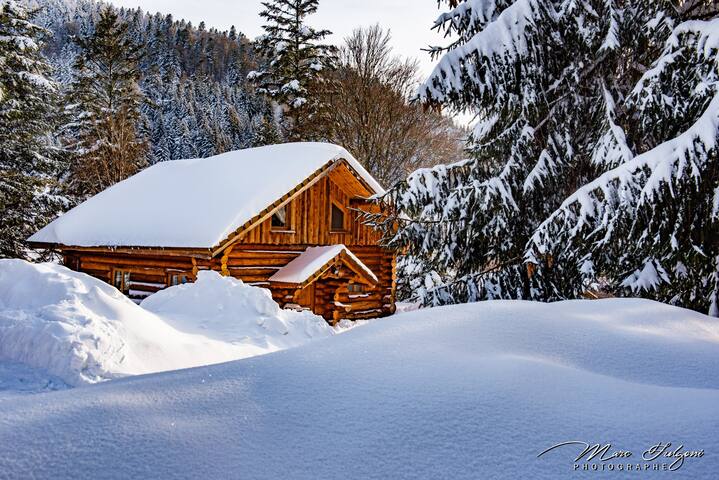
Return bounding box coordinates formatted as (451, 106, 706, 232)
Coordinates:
(1, 299, 718, 478)
(0, 260, 334, 386)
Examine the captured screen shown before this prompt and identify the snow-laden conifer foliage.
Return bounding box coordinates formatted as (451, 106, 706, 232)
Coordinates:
(372, 0, 719, 315)
(249, 0, 335, 139)
(31, 0, 270, 162)
(532, 14, 719, 316)
(62, 6, 147, 198)
(0, 0, 65, 259)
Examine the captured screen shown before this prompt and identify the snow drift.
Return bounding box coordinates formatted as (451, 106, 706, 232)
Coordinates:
(141, 270, 334, 349)
(0, 260, 333, 386)
(1, 299, 718, 478)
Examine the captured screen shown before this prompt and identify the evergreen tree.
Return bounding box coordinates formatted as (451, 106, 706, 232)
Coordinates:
(252, 117, 283, 147)
(532, 4, 719, 316)
(248, 0, 335, 140)
(373, 0, 719, 314)
(63, 6, 147, 198)
(0, 0, 65, 259)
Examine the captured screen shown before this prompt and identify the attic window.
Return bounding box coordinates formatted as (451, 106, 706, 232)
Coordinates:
(271, 204, 290, 230)
(331, 203, 345, 231)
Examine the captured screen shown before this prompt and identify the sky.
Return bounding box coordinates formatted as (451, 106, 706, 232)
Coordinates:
(106, 0, 447, 78)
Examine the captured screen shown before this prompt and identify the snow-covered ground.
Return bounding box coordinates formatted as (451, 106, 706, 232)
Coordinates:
(0, 260, 334, 387)
(0, 361, 69, 401)
(1, 298, 717, 478)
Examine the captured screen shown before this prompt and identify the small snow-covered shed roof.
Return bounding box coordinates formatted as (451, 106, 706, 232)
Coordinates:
(29, 143, 383, 249)
(269, 245, 378, 286)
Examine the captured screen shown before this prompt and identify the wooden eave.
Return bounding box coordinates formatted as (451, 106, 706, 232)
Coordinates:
(270, 250, 379, 290)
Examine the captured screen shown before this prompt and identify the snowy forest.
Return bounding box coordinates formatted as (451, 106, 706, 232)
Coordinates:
(3, 0, 719, 316)
(1, 0, 464, 258)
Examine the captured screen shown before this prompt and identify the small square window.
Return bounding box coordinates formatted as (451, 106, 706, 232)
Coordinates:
(113, 270, 131, 294)
(169, 273, 189, 286)
(271, 204, 289, 229)
(331, 203, 345, 231)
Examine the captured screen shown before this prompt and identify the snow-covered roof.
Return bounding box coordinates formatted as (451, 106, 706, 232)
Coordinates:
(29, 143, 383, 249)
(269, 245, 378, 285)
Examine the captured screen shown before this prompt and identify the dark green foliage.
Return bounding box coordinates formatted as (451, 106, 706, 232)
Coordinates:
(249, 0, 336, 139)
(63, 6, 147, 198)
(0, 0, 66, 259)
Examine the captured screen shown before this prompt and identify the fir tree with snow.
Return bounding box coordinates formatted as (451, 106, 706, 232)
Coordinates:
(62, 6, 147, 199)
(372, 0, 719, 315)
(0, 0, 65, 259)
(532, 4, 719, 316)
(248, 0, 335, 140)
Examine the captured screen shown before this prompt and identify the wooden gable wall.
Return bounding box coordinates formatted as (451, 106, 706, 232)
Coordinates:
(238, 163, 382, 246)
(219, 163, 396, 319)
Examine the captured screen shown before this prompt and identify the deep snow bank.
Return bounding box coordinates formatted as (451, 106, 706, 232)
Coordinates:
(0, 261, 332, 386)
(141, 270, 333, 349)
(1, 299, 718, 478)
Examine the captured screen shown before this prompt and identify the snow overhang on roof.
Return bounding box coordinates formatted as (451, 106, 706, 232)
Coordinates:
(269, 245, 378, 287)
(28, 143, 384, 250)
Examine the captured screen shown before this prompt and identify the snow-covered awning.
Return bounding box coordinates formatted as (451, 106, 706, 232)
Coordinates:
(269, 245, 378, 287)
(28, 143, 383, 250)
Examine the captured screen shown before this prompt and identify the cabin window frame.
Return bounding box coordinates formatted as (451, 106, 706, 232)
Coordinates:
(167, 271, 192, 287)
(330, 201, 348, 232)
(112, 269, 131, 294)
(270, 203, 292, 231)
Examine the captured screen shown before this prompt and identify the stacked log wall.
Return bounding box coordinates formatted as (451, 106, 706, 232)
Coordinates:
(61, 166, 396, 317)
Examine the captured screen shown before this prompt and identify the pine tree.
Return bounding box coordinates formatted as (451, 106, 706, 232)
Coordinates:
(248, 0, 335, 140)
(252, 116, 283, 147)
(373, 1, 719, 314)
(532, 3, 719, 316)
(63, 6, 147, 198)
(0, 0, 65, 259)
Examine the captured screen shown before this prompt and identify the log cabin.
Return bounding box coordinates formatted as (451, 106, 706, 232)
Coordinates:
(28, 143, 396, 324)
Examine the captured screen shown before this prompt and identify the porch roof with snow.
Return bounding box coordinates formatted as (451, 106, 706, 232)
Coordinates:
(269, 245, 378, 288)
(28, 143, 383, 252)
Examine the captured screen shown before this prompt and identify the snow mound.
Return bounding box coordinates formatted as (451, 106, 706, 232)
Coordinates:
(1, 299, 718, 478)
(141, 271, 334, 348)
(0, 259, 151, 385)
(0, 261, 333, 387)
